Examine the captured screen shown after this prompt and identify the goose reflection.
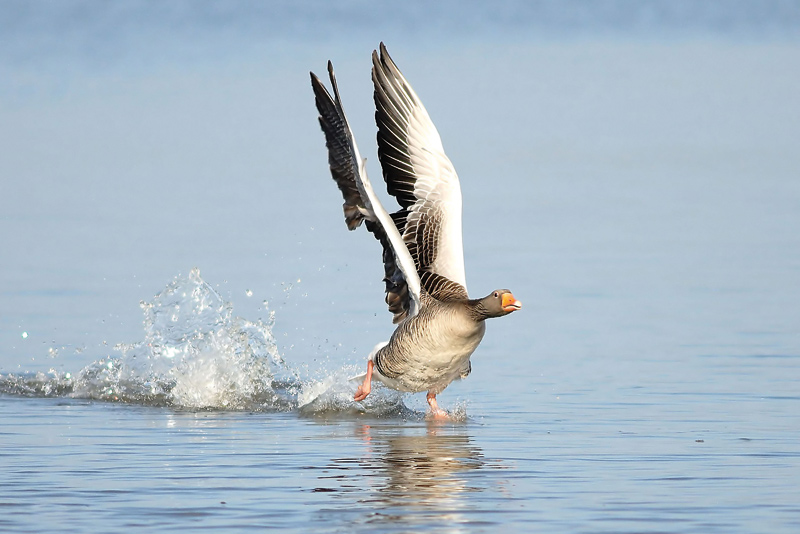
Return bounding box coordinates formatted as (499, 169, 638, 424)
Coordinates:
(361, 423, 483, 506)
(317, 421, 490, 527)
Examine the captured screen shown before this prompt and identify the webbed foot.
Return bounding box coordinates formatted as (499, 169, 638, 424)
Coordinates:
(354, 360, 374, 401)
(426, 391, 450, 420)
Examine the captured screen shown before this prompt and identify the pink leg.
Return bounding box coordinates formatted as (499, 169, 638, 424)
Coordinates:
(354, 360, 374, 401)
(426, 391, 449, 420)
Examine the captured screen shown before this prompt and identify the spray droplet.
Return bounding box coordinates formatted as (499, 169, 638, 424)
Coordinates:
(21, 332, 28, 339)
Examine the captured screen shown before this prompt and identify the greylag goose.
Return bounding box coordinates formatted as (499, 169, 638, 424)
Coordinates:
(310, 43, 521, 418)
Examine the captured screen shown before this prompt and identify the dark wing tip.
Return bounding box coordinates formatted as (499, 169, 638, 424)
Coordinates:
(311, 59, 365, 232)
(310, 70, 322, 93)
(310, 69, 331, 104)
(379, 42, 397, 71)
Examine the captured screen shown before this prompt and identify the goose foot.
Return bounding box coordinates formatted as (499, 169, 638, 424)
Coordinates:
(426, 391, 450, 420)
(354, 360, 374, 401)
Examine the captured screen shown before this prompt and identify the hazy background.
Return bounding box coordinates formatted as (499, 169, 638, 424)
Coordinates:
(1, 0, 798, 377)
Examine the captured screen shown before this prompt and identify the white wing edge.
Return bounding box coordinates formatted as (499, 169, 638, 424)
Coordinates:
(326, 62, 422, 318)
(355, 155, 422, 318)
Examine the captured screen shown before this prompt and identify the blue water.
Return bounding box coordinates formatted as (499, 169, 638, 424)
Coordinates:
(2, 1, 800, 532)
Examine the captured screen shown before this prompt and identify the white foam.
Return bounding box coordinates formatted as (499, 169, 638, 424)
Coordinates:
(1, 268, 425, 418)
(70, 268, 288, 409)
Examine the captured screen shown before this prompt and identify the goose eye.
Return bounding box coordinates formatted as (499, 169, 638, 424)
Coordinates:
(493, 292, 499, 298)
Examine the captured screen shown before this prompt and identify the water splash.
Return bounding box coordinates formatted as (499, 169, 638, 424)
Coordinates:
(1, 269, 419, 418)
(297, 366, 415, 418)
(1, 268, 293, 409)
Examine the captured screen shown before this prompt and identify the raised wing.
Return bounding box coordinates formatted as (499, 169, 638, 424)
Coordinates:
(371, 43, 469, 302)
(311, 62, 421, 322)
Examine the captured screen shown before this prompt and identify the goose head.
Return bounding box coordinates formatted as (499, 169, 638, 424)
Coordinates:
(470, 289, 522, 320)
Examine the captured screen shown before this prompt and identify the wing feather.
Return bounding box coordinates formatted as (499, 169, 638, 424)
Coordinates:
(311, 63, 421, 321)
(372, 43, 468, 301)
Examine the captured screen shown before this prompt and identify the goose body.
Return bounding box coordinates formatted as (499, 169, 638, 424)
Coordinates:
(311, 44, 521, 417)
(372, 296, 486, 395)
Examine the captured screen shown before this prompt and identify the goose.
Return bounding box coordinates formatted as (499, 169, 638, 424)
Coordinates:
(310, 43, 521, 418)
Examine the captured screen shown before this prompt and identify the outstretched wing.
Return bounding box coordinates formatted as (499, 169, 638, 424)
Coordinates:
(311, 62, 421, 322)
(372, 43, 469, 302)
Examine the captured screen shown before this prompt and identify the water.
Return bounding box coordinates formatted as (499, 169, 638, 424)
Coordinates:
(2, 1, 800, 532)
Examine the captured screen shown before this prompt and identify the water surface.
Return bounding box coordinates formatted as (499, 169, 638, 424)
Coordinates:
(2, 2, 799, 532)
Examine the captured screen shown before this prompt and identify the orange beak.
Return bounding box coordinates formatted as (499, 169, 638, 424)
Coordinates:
(501, 292, 522, 312)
